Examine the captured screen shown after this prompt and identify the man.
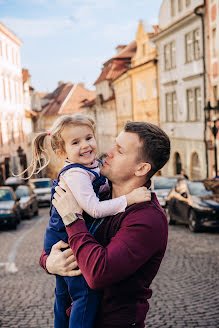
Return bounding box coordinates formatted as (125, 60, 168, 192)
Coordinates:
(40, 121, 170, 328)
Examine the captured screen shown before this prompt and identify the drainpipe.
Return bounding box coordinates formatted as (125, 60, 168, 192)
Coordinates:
(194, 0, 208, 178)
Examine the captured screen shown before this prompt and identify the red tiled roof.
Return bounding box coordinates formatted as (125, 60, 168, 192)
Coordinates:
(60, 84, 95, 115)
(44, 82, 73, 116)
(94, 41, 136, 85)
(43, 82, 95, 116)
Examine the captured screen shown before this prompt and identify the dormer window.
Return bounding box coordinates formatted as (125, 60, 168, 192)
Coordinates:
(171, 0, 176, 17)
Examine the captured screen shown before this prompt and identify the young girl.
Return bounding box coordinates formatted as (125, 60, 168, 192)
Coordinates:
(26, 114, 151, 328)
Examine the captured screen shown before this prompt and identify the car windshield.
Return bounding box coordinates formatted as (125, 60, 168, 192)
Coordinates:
(0, 189, 13, 201)
(33, 181, 51, 189)
(15, 187, 29, 198)
(153, 177, 177, 190)
(188, 182, 213, 197)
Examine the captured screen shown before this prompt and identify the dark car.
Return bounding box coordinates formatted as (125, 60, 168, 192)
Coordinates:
(166, 180, 219, 232)
(0, 186, 21, 229)
(15, 185, 38, 219)
(151, 176, 181, 209)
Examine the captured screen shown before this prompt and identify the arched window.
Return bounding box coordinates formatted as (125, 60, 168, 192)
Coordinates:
(190, 152, 201, 180)
(174, 152, 182, 174)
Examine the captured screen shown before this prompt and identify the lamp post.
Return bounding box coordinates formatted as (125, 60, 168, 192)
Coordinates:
(204, 100, 219, 177)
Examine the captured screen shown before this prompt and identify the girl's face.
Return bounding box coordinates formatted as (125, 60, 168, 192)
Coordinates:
(60, 124, 97, 165)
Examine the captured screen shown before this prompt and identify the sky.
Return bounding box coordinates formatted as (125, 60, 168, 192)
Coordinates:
(0, 0, 163, 92)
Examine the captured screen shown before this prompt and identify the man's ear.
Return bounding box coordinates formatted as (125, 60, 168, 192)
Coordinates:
(135, 162, 151, 177)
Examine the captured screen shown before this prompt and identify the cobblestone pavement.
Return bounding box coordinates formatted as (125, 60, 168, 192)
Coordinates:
(0, 209, 218, 328)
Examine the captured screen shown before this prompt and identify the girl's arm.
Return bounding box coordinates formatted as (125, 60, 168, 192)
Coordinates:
(61, 170, 150, 218)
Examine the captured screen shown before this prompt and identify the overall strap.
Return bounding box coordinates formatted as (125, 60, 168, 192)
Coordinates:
(57, 163, 99, 181)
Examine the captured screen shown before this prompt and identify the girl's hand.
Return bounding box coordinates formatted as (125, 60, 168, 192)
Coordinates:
(126, 187, 151, 206)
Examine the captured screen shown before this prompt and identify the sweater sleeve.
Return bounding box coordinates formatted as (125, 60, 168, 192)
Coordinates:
(66, 206, 167, 290)
(62, 170, 127, 218)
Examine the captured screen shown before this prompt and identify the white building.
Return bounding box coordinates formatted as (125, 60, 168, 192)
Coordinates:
(0, 22, 27, 182)
(154, 0, 206, 179)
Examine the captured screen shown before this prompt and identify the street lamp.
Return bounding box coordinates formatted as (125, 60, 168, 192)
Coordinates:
(204, 100, 219, 176)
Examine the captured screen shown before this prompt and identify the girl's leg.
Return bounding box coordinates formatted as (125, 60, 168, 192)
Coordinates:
(66, 276, 101, 328)
(54, 275, 71, 328)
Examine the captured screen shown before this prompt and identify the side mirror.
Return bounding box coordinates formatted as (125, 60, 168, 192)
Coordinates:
(181, 192, 188, 199)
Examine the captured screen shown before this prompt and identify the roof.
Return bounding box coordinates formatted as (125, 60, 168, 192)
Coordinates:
(43, 82, 95, 116)
(22, 69, 31, 83)
(94, 41, 136, 85)
(0, 21, 22, 46)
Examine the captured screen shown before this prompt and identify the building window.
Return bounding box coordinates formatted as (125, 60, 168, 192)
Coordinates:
(136, 80, 147, 101)
(164, 41, 176, 70)
(171, 0, 176, 17)
(185, 28, 201, 62)
(142, 43, 146, 56)
(187, 87, 201, 121)
(186, 0, 191, 7)
(212, 85, 218, 107)
(212, 27, 217, 57)
(3, 77, 6, 101)
(165, 91, 177, 121)
(0, 122, 3, 147)
(178, 0, 183, 12)
(152, 78, 157, 98)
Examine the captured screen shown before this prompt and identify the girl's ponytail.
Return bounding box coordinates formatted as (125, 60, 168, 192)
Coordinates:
(18, 132, 51, 179)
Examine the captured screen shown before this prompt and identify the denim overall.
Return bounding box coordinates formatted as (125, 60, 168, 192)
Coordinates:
(43, 163, 106, 328)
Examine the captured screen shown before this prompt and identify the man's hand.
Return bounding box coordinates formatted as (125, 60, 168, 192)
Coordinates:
(52, 177, 82, 218)
(46, 240, 82, 277)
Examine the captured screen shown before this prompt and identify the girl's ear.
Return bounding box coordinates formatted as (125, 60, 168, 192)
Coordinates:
(56, 149, 66, 159)
(135, 162, 151, 177)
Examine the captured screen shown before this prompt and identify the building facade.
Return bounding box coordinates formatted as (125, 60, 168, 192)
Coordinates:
(206, 0, 219, 177)
(94, 42, 136, 154)
(155, 0, 206, 179)
(129, 21, 159, 125)
(0, 22, 28, 183)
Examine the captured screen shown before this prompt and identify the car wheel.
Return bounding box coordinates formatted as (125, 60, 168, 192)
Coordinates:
(166, 207, 176, 225)
(10, 219, 17, 230)
(188, 210, 200, 233)
(34, 208, 39, 216)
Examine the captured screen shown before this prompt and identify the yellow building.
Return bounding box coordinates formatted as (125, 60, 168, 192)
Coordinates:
(129, 21, 159, 125)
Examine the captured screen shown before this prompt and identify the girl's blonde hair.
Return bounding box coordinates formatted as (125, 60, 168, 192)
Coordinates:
(21, 114, 95, 179)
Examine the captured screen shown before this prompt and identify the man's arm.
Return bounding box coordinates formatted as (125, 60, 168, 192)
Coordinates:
(65, 207, 166, 290)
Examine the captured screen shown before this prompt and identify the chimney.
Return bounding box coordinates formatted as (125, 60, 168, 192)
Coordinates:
(116, 45, 126, 54)
(58, 81, 64, 87)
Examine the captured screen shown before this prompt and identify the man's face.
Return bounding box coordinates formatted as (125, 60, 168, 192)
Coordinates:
(101, 131, 142, 183)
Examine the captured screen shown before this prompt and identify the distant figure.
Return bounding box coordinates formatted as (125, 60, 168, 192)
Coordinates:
(180, 169, 189, 180)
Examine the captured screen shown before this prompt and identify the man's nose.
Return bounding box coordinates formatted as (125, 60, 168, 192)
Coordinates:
(105, 148, 114, 158)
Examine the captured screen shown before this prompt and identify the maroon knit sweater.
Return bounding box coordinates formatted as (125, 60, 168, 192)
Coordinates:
(40, 193, 168, 328)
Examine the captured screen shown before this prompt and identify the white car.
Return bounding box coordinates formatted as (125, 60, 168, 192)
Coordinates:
(30, 178, 52, 206)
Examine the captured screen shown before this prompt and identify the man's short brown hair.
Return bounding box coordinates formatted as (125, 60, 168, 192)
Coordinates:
(124, 121, 170, 179)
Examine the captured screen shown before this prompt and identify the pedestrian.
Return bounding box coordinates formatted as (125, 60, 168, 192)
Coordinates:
(180, 169, 189, 180)
(26, 114, 150, 328)
(40, 121, 170, 328)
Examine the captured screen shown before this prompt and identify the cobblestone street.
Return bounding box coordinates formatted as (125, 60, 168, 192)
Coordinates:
(0, 208, 218, 328)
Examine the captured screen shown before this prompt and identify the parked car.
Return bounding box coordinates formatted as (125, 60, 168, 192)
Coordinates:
(0, 186, 21, 229)
(166, 180, 219, 232)
(29, 178, 52, 206)
(151, 176, 181, 208)
(15, 185, 38, 219)
(4, 176, 25, 191)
